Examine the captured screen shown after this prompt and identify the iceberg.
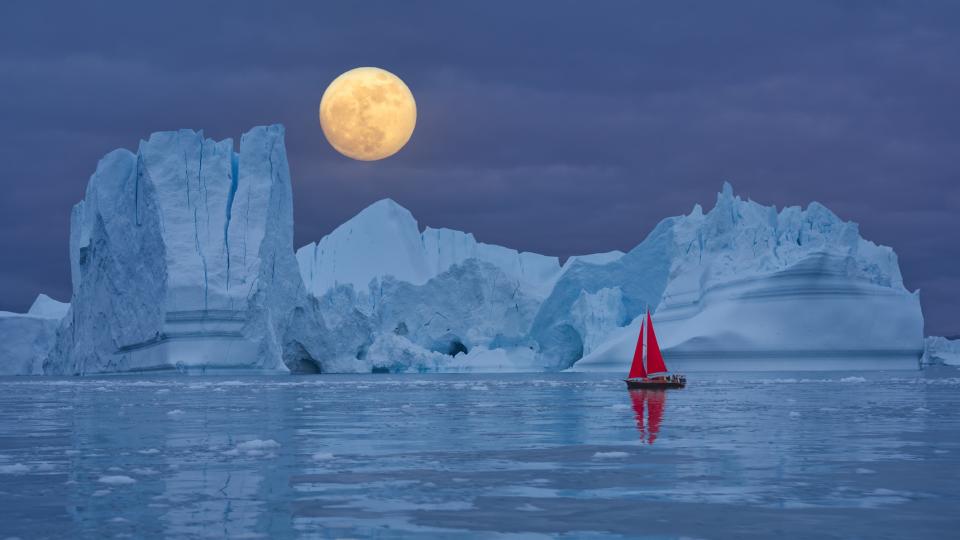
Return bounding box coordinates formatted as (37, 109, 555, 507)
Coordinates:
(296, 198, 568, 300)
(296, 199, 628, 372)
(298, 183, 924, 372)
(570, 183, 924, 371)
(0, 123, 929, 374)
(569, 287, 628, 357)
(45, 125, 328, 374)
(27, 293, 70, 319)
(0, 295, 68, 375)
(529, 219, 676, 369)
(923, 336, 960, 366)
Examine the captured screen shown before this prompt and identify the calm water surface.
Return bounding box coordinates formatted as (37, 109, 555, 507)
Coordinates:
(1, 371, 958, 539)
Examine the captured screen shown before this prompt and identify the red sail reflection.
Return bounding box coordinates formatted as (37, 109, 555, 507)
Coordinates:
(629, 389, 666, 444)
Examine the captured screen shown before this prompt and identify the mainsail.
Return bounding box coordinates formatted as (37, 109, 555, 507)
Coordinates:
(627, 316, 647, 379)
(645, 311, 669, 376)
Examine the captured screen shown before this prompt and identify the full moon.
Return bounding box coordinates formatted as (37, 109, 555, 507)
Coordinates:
(319, 67, 417, 161)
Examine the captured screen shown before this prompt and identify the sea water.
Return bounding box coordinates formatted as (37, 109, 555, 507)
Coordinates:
(0, 371, 958, 539)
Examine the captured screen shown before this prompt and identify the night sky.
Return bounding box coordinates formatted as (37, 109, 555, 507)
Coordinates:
(1, 2, 957, 335)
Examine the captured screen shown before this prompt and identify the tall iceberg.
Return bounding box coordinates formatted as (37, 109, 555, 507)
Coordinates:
(46, 125, 328, 374)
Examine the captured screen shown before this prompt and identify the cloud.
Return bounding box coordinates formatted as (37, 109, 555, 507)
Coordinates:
(0, 1, 958, 334)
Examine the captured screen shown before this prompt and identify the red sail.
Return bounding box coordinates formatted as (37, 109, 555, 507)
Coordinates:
(627, 317, 647, 379)
(645, 311, 669, 376)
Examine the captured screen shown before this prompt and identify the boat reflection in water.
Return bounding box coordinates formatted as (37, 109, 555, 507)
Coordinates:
(629, 389, 666, 444)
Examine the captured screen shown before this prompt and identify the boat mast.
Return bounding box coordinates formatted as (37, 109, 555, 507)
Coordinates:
(642, 307, 648, 376)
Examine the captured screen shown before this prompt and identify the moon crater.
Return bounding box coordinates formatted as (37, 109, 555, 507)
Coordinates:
(319, 67, 417, 161)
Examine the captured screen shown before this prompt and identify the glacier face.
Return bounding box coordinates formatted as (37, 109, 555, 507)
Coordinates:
(46, 125, 328, 375)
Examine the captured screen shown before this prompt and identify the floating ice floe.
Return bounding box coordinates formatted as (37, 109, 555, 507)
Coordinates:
(0, 463, 31, 474)
(224, 439, 281, 457)
(98, 475, 136, 485)
(593, 451, 629, 459)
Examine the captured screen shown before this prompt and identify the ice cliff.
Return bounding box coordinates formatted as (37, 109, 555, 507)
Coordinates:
(44, 125, 328, 374)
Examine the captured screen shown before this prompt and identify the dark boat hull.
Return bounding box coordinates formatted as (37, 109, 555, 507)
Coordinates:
(624, 378, 685, 389)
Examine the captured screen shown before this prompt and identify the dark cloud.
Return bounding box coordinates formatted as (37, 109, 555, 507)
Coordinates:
(0, 1, 958, 335)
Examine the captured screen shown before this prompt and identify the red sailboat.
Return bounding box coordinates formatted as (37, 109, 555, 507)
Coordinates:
(624, 310, 686, 389)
